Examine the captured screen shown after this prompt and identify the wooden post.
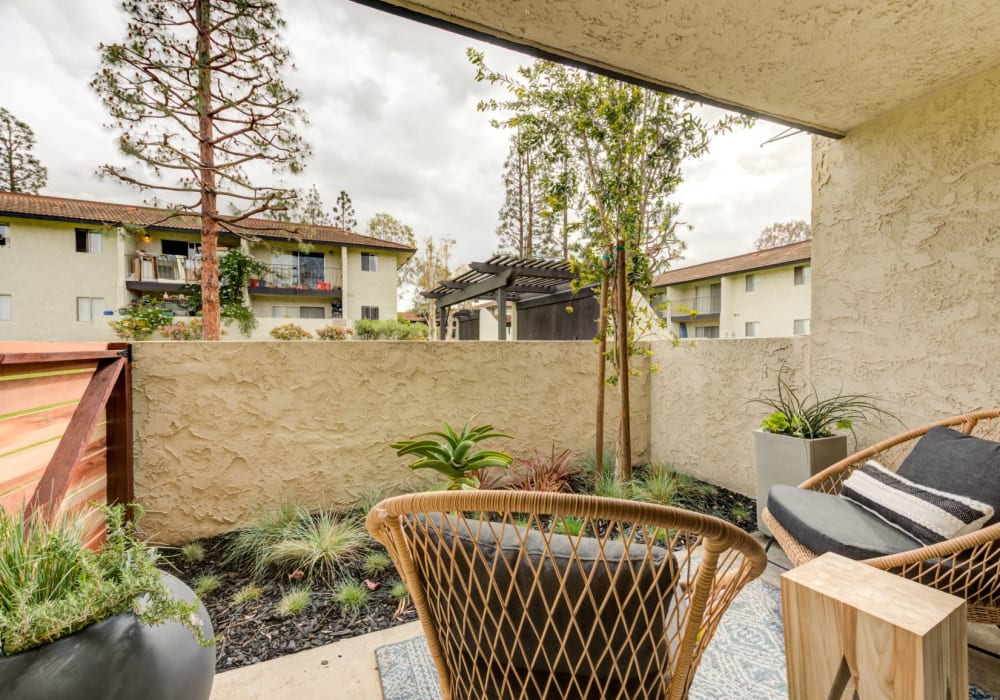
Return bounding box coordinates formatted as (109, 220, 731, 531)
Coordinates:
(615, 240, 631, 480)
(595, 276, 609, 479)
(106, 344, 134, 507)
(780, 553, 967, 700)
(496, 287, 507, 340)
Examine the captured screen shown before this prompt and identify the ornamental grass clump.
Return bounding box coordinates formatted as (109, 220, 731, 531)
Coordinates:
(0, 504, 209, 656)
(391, 419, 513, 490)
(635, 466, 717, 510)
(753, 368, 895, 440)
(225, 502, 305, 579)
(362, 551, 393, 577)
(276, 586, 311, 617)
(332, 579, 370, 612)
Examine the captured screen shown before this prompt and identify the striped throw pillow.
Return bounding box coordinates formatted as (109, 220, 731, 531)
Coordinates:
(841, 460, 994, 545)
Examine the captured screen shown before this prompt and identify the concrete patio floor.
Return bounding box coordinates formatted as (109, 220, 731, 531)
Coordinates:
(211, 535, 1000, 699)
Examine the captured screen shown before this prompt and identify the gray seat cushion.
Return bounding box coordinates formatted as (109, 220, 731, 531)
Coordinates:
(767, 485, 922, 560)
(897, 426, 1000, 527)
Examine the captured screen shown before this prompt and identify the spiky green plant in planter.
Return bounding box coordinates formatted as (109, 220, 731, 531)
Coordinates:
(391, 419, 514, 490)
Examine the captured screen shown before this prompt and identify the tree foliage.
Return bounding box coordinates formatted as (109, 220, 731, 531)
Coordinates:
(92, 0, 310, 340)
(753, 219, 811, 250)
(0, 107, 47, 194)
(332, 190, 357, 230)
(469, 50, 751, 478)
(367, 212, 418, 286)
(495, 131, 558, 258)
(411, 235, 454, 324)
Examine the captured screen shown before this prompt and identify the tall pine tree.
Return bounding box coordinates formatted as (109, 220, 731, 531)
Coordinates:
(495, 130, 557, 259)
(92, 0, 310, 340)
(331, 190, 357, 230)
(0, 107, 47, 194)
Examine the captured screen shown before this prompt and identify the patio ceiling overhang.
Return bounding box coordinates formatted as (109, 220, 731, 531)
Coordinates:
(349, 0, 1000, 137)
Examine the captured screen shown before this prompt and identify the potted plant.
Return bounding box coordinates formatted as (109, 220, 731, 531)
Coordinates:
(391, 419, 514, 490)
(0, 503, 215, 700)
(751, 370, 894, 535)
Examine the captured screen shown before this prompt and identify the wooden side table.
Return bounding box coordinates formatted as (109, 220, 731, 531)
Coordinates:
(780, 552, 967, 699)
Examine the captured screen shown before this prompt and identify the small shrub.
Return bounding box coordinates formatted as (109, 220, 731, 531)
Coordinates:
(353, 318, 427, 340)
(109, 297, 174, 340)
(231, 583, 263, 606)
(263, 512, 369, 585)
(159, 317, 204, 340)
(728, 501, 754, 525)
(193, 574, 220, 597)
(593, 472, 635, 501)
(552, 516, 584, 537)
(362, 551, 392, 577)
(316, 325, 351, 341)
(571, 448, 618, 493)
(332, 580, 370, 612)
(269, 323, 312, 340)
(389, 581, 408, 601)
(277, 586, 311, 616)
(635, 466, 716, 509)
(476, 467, 514, 490)
(508, 448, 579, 493)
(180, 542, 205, 563)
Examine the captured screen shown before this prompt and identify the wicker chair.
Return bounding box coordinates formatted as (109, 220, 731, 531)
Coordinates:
(763, 409, 1000, 624)
(367, 490, 766, 700)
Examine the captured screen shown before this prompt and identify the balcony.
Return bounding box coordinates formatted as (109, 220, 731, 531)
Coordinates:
(663, 295, 722, 321)
(249, 264, 343, 297)
(125, 253, 200, 292)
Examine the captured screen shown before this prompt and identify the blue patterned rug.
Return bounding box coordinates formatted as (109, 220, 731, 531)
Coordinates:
(376, 577, 997, 699)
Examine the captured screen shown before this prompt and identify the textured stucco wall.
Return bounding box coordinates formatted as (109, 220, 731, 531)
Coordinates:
(811, 64, 1000, 432)
(649, 337, 810, 496)
(132, 341, 650, 542)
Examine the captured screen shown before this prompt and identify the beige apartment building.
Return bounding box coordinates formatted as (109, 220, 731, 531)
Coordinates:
(652, 240, 811, 339)
(0, 192, 414, 341)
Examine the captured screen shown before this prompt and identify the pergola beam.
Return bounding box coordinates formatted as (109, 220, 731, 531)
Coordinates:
(469, 261, 574, 280)
(434, 269, 513, 310)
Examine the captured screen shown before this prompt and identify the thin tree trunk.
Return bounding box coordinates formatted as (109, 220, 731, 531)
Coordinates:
(525, 149, 533, 258)
(595, 276, 609, 480)
(615, 239, 632, 480)
(196, 0, 221, 341)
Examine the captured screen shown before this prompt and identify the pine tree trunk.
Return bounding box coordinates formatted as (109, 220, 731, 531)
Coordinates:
(196, 0, 221, 341)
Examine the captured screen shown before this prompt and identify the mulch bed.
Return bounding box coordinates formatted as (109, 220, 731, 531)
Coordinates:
(163, 532, 417, 672)
(164, 482, 756, 673)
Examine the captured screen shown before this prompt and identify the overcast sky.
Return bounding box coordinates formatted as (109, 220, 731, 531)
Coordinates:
(3, 0, 811, 279)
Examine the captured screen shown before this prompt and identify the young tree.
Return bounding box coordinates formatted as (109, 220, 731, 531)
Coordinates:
(92, 0, 310, 340)
(413, 235, 454, 334)
(298, 185, 329, 226)
(0, 107, 48, 194)
(331, 190, 357, 230)
(367, 212, 418, 286)
(495, 131, 557, 258)
(471, 51, 750, 479)
(754, 219, 811, 250)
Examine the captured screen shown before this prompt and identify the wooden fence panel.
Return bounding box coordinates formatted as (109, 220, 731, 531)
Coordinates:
(0, 342, 132, 545)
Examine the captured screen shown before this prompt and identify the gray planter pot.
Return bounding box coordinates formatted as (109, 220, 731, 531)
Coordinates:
(0, 572, 215, 700)
(754, 431, 847, 535)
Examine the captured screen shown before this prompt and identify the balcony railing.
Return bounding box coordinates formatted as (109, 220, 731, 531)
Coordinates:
(126, 253, 200, 284)
(250, 264, 343, 294)
(661, 296, 721, 319)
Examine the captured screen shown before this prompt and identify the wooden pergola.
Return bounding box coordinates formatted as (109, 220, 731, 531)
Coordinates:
(423, 255, 576, 340)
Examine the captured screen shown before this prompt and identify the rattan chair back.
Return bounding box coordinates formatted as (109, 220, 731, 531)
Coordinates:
(367, 490, 766, 700)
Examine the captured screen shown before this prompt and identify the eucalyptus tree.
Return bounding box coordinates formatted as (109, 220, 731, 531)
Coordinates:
(92, 0, 310, 340)
(470, 50, 751, 478)
(754, 219, 811, 250)
(0, 107, 47, 194)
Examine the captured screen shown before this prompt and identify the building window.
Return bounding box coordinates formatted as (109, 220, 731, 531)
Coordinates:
(76, 297, 104, 322)
(272, 305, 325, 319)
(694, 325, 719, 339)
(0, 294, 11, 321)
(745, 321, 759, 337)
(361, 305, 380, 320)
(75, 229, 103, 254)
(794, 318, 811, 335)
(0, 224, 10, 249)
(794, 265, 811, 286)
(361, 253, 378, 272)
(745, 274, 757, 292)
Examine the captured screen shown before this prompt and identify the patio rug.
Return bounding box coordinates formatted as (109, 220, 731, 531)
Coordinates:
(376, 577, 997, 699)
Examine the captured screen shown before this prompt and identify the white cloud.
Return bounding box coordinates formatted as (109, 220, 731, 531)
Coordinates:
(2, 0, 811, 298)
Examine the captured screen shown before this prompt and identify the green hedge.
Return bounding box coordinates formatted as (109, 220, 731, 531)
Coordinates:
(353, 319, 428, 341)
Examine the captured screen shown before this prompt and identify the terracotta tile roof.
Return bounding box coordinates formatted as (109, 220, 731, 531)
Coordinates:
(0, 191, 416, 253)
(652, 240, 811, 287)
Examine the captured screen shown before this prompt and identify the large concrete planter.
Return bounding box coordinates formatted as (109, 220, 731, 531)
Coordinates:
(754, 431, 848, 535)
(0, 572, 215, 700)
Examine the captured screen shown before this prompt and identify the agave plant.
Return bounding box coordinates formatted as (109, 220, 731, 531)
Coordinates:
(391, 419, 513, 490)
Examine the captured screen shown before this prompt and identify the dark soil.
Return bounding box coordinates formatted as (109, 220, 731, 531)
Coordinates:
(163, 479, 756, 674)
(162, 532, 417, 672)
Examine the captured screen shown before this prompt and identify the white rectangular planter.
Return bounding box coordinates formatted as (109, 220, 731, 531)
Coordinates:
(754, 431, 847, 535)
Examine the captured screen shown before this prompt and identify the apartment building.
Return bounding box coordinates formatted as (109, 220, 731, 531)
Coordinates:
(0, 192, 415, 341)
(651, 240, 811, 339)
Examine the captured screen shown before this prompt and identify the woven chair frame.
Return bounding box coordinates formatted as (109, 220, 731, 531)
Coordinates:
(762, 409, 1000, 624)
(368, 491, 766, 700)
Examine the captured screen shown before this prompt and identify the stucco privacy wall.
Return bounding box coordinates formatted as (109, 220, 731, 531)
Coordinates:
(810, 64, 1000, 430)
(132, 341, 650, 542)
(648, 337, 810, 496)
